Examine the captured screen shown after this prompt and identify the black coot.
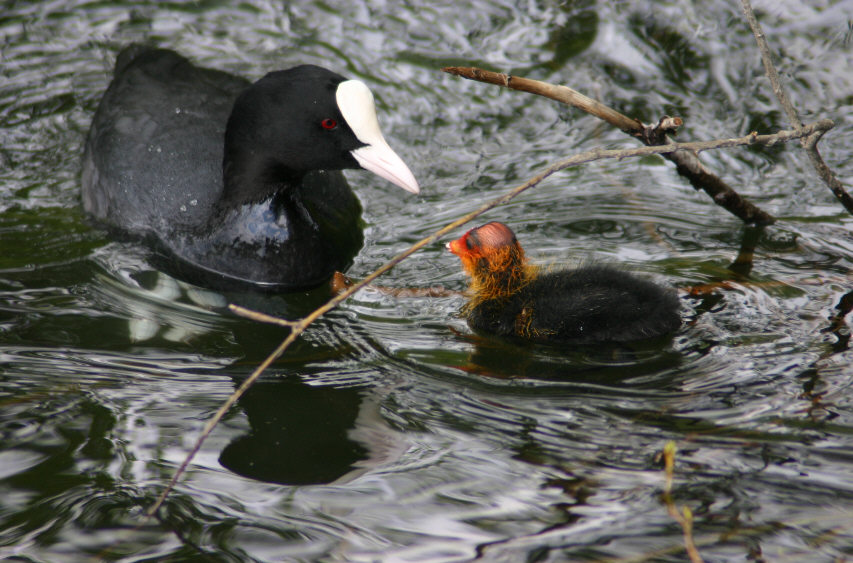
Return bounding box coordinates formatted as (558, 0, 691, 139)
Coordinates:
(447, 222, 681, 343)
(82, 45, 419, 290)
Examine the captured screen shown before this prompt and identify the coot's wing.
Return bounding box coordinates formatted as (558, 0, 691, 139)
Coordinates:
(82, 46, 249, 235)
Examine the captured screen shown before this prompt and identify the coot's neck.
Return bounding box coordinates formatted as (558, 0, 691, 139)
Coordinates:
(221, 147, 303, 209)
(466, 245, 538, 308)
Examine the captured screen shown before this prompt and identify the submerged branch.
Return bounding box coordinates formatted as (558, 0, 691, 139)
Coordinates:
(662, 442, 705, 563)
(144, 121, 827, 519)
(740, 0, 853, 215)
(443, 66, 780, 225)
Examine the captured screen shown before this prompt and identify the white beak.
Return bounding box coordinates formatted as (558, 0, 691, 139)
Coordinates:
(337, 80, 420, 194)
(350, 140, 420, 195)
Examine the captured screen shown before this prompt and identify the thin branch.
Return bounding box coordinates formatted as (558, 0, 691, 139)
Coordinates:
(144, 121, 829, 519)
(739, 1, 800, 128)
(443, 66, 776, 225)
(330, 271, 459, 298)
(442, 66, 641, 133)
(229, 304, 300, 327)
(441, 66, 643, 136)
(740, 0, 853, 215)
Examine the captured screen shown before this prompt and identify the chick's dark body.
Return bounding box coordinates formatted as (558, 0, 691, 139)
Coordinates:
(449, 222, 681, 344)
(466, 264, 682, 344)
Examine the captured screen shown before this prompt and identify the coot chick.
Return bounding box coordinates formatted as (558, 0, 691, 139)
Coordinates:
(82, 45, 419, 291)
(447, 222, 681, 343)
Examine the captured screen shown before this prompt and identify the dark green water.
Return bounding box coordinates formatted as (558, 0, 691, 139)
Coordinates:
(2, 1, 853, 561)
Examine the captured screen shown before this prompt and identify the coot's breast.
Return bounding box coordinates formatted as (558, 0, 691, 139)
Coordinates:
(82, 47, 249, 235)
(166, 170, 364, 290)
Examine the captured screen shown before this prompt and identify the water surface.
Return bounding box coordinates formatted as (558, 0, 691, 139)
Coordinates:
(2, 0, 853, 561)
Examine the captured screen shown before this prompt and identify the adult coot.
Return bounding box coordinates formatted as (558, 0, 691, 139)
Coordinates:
(82, 45, 419, 291)
(447, 222, 681, 343)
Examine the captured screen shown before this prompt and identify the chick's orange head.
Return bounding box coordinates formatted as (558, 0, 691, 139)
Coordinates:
(447, 222, 517, 255)
(447, 222, 520, 275)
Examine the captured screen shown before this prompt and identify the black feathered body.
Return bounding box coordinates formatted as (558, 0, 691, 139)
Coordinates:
(465, 264, 681, 344)
(82, 45, 363, 290)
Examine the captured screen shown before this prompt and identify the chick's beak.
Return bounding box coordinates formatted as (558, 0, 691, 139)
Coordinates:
(446, 239, 462, 256)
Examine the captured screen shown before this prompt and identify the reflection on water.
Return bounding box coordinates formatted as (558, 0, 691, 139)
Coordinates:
(452, 328, 688, 382)
(2, 0, 853, 561)
(220, 378, 407, 486)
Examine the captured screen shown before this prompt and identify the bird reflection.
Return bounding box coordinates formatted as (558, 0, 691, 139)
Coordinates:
(457, 328, 683, 383)
(220, 376, 405, 485)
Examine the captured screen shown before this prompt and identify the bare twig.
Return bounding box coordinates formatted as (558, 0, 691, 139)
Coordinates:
(739, 3, 801, 128)
(229, 304, 300, 327)
(329, 271, 459, 298)
(144, 122, 829, 519)
(740, 0, 853, 215)
(443, 66, 776, 225)
(442, 66, 641, 133)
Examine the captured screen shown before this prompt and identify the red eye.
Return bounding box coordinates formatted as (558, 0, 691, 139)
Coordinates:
(321, 118, 338, 130)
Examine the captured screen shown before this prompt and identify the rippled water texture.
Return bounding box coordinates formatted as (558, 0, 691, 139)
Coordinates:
(2, 0, 853, 561)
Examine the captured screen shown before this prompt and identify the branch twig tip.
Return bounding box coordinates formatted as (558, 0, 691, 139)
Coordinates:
(228, 304, 299, 328)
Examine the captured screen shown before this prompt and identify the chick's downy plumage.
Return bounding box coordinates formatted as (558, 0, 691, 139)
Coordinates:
(447, 222, 681, 343)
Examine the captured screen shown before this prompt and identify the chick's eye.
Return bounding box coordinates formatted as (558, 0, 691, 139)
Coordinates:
(321, 118, 338, 130)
